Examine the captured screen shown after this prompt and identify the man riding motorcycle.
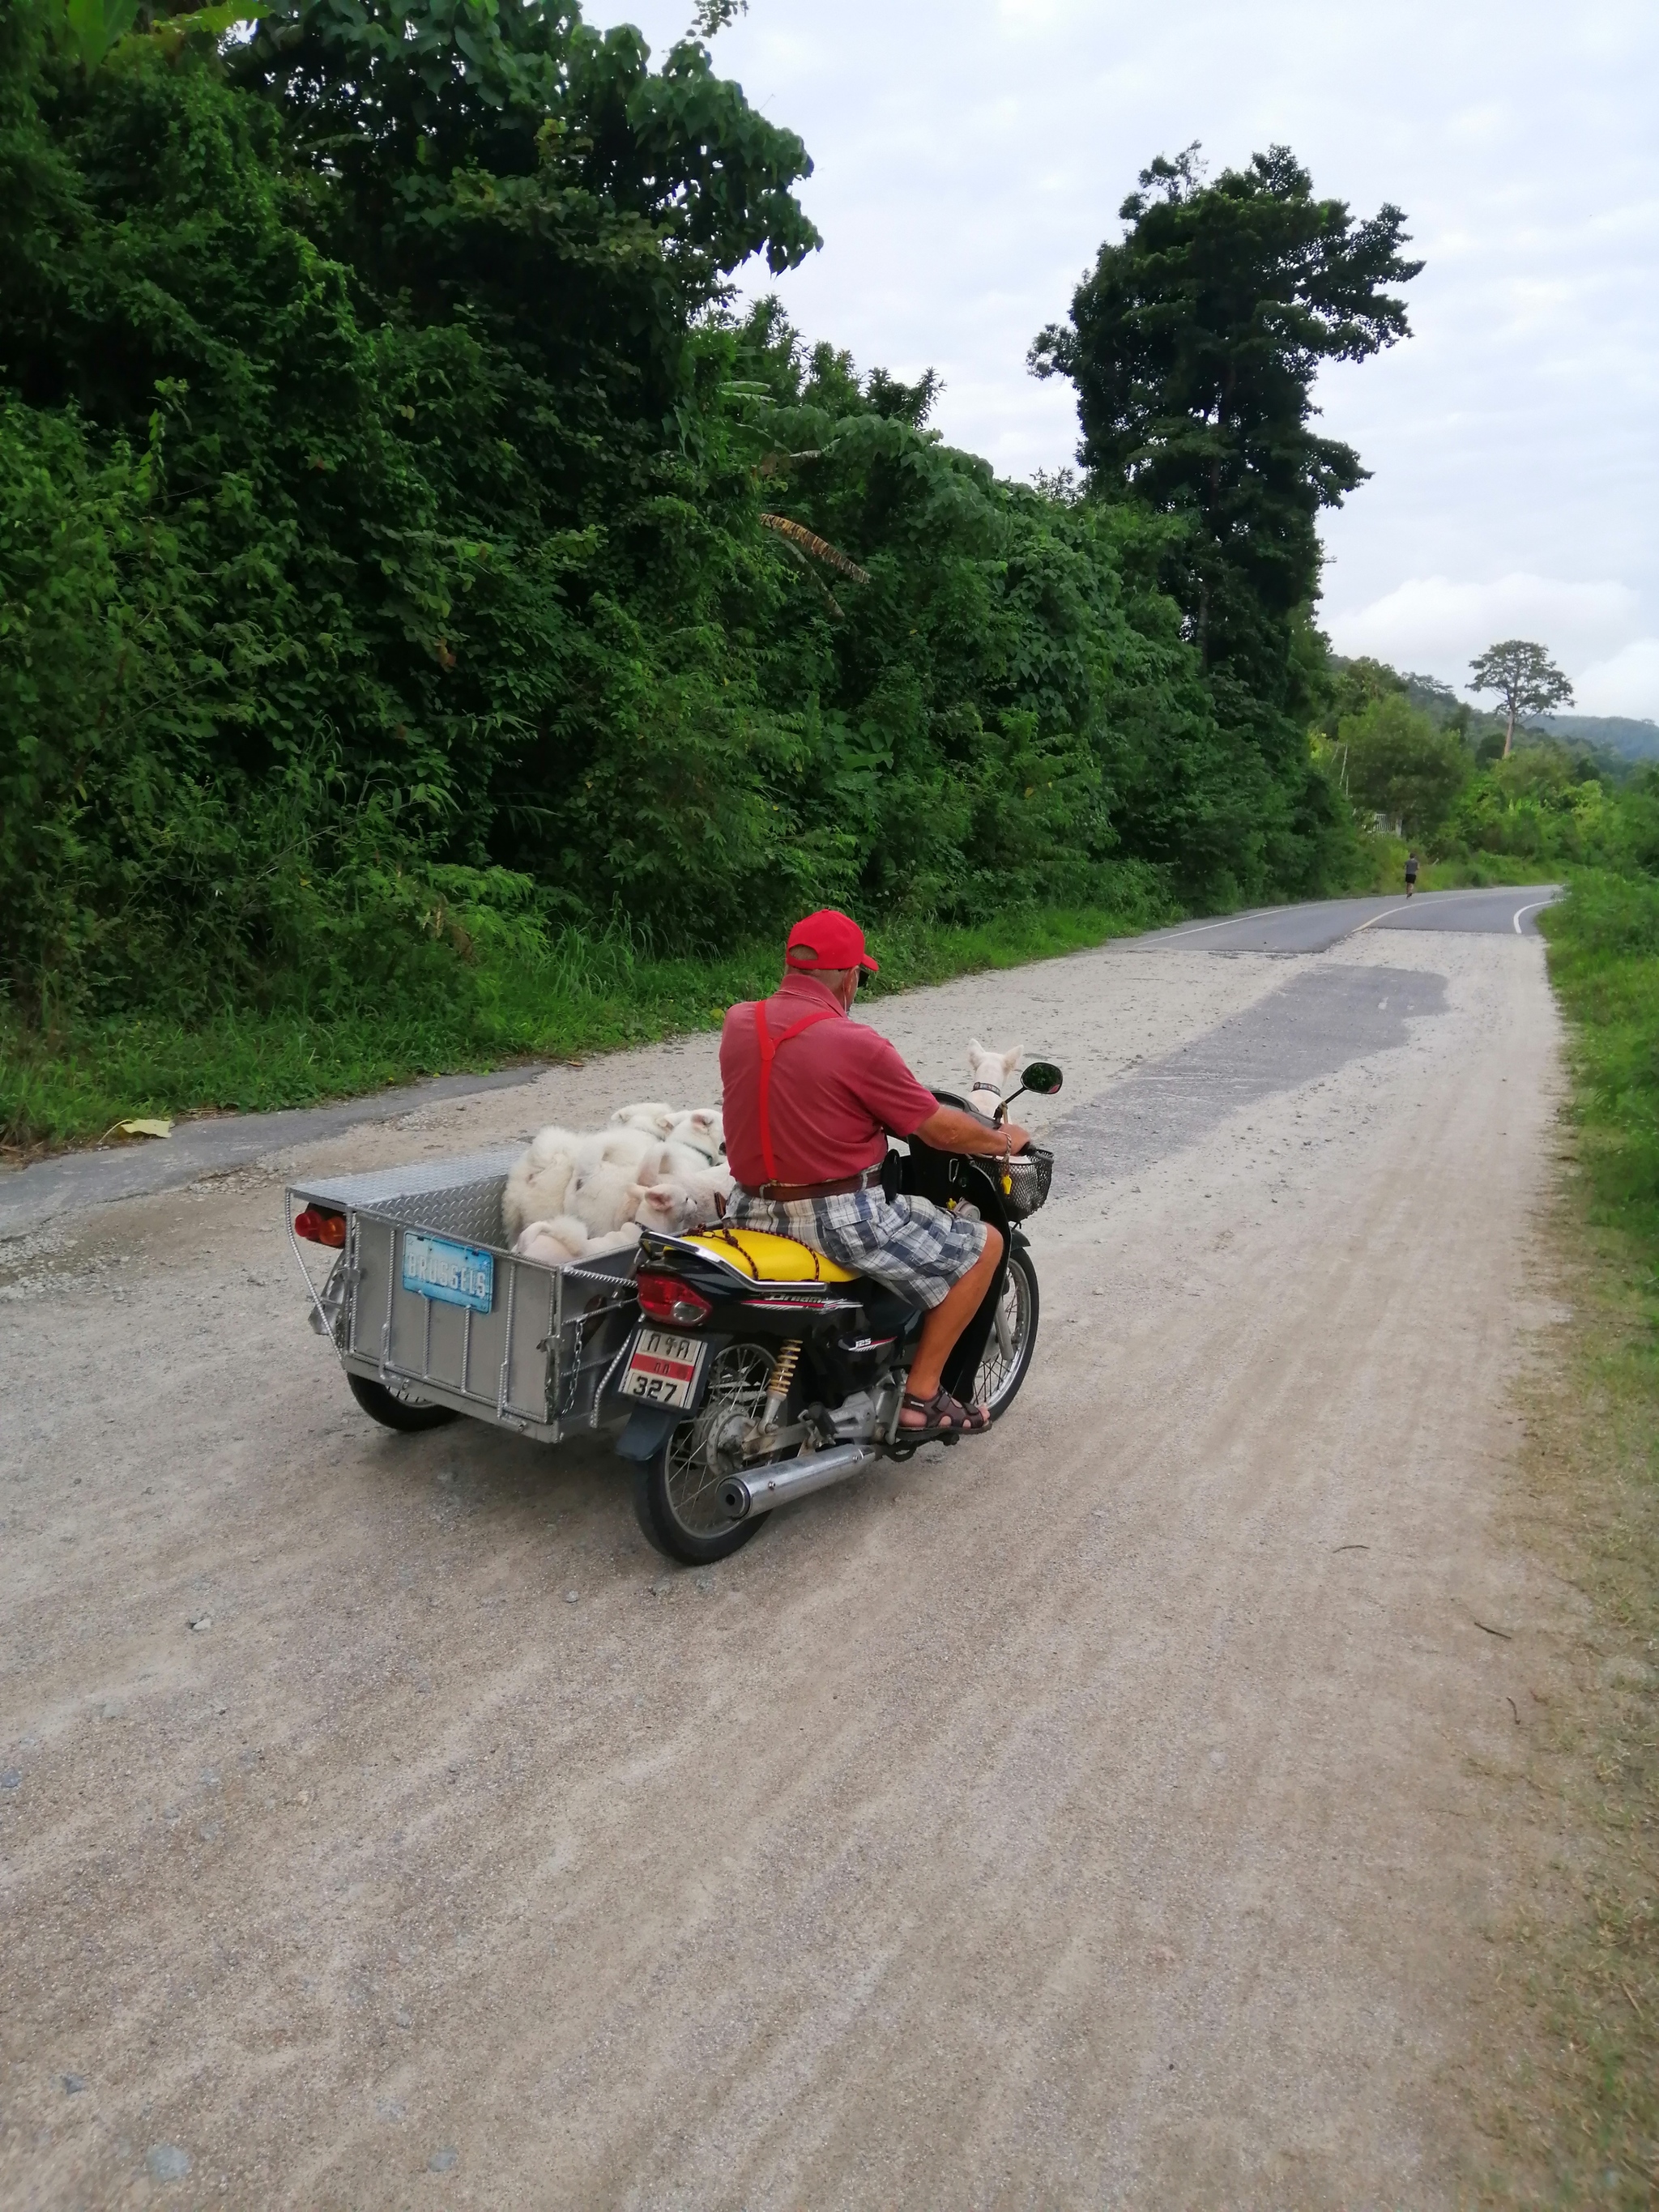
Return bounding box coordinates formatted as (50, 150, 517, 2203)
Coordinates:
(720, 908, 1030, 1442)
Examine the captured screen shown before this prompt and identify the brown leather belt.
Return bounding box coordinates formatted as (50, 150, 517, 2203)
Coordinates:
(737, 1164, 885, 1203)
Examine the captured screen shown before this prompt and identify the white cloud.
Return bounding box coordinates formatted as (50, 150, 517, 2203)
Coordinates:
(593, 0, 1659, 684)
(1575, 639, 1659, 720)
(1325, 573, 1642, 693)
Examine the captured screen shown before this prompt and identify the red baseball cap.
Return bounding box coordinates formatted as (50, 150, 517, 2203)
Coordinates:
(785, 908, 880, 974)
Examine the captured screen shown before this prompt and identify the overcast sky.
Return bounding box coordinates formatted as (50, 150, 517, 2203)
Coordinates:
(590, 0, 1659, 719)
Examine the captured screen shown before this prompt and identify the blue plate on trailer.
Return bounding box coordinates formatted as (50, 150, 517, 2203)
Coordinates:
(402, 1231, 494, 1314)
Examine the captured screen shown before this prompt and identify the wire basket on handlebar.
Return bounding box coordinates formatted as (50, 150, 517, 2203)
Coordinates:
(1003, 1145, 1053, 1221)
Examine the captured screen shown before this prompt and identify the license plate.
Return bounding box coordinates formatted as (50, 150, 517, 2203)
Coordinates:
(621, 1328, 708, 1409)
(402, 1232, 494, 1314)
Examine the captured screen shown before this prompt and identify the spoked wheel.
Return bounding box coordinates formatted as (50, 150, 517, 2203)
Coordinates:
(633, 1342, 791, 1566)
(347, 1372, 459, 1433)
(973, 1247, 1040, 1421)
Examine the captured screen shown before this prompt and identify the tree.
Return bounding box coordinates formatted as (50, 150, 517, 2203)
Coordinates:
(1030, 145, 1421, 703)
(1341, 695, 1469, 841)
(1468, 639, 1574, 759)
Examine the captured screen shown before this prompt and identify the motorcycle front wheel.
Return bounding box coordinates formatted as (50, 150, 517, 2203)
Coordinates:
(972, 1247, 1040, 1420)
(633, 1341, 789, 1566)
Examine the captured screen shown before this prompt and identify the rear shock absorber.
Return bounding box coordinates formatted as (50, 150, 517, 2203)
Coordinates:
(761, 1338, 802, 1430)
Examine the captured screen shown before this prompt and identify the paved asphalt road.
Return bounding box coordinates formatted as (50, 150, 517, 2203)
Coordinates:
(0, 884, 1559, 1242)
(1137, 884, 1559, 955)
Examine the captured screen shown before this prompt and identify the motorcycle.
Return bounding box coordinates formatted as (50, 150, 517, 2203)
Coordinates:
(613, 1062, 1064, 1563)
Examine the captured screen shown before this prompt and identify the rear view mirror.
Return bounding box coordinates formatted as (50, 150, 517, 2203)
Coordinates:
(1021, 1061, 1063, 1096)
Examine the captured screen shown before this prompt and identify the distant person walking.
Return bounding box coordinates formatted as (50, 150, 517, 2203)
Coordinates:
(1404, 850, 1419, 897)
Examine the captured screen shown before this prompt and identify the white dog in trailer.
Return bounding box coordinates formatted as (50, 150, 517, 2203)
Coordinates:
(504, 1123, 655, 1241)
(503, 1104, 728, 1249)
(628, 1160, 734, 1238)
(665, 1107, 724, 1161)
(512, 1214, 591, 1265)
(563, 1129, 663, 1236)
(966, 1039, 1022, 1113)
(610, 1102, 678, 1136)
(512, 1216, 641, 1266)
(501, 1126, 583, 1243)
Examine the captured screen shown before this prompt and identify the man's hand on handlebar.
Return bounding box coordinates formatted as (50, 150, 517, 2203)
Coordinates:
(915, 1105, 1033, 1158)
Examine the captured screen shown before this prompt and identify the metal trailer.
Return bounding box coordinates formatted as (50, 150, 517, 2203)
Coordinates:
(285, 1148, 639, 1442)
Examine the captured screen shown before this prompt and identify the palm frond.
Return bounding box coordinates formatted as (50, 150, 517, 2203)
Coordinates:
(757, 513, 871, 584)
(773, 535, 845, 619)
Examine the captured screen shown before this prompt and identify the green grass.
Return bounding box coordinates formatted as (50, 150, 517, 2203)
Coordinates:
(1542, 871, 1659, 1255)
(0, 896, 1175, 1154)
(1487, 869, 1659, 2202)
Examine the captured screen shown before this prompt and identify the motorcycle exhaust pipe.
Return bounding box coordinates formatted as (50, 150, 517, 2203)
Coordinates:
(719, 1439, 881, 1520)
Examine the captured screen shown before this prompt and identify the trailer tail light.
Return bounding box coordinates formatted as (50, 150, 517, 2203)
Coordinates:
(294, 1207, 348, 1248)
(635, 1272, 713, 1328)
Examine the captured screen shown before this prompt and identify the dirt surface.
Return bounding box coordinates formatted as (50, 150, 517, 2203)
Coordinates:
(2, 921, 1576, 2208)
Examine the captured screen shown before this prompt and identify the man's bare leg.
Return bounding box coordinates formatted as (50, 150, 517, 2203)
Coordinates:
(900, 1225, 1004, 1426)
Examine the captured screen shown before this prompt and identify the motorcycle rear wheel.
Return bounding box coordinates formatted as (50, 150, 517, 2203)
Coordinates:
(972, 1248, 1039, 1420)
(633, 1341, 787, 1566)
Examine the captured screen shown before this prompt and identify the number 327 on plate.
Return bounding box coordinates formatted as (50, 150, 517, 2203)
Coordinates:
(621, 1328, 708, 1409)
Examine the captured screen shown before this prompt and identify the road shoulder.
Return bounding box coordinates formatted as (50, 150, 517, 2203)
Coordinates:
(1469, 1177, 1659, 2202)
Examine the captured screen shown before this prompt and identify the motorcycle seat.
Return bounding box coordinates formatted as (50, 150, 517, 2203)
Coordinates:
(678, 1226, 859, 1285)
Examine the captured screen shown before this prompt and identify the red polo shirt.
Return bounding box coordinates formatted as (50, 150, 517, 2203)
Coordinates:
(719, 974, 940, 1187)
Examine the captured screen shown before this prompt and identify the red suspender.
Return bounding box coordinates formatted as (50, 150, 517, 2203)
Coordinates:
(753, 998, 839, 1184)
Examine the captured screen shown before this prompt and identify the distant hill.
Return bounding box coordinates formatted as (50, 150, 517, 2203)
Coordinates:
(1533, 714, 1659, 761)
(1329, 658, 1659, 767)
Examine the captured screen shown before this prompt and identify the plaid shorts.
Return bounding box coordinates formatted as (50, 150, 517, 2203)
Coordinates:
(727, 1185, 987, 1311)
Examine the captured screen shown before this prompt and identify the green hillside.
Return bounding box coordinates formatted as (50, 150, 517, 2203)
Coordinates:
(1537, 714, 1659, 761)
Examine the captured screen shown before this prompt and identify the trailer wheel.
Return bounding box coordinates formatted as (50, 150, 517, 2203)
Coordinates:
(347, 1373, 459, 1433)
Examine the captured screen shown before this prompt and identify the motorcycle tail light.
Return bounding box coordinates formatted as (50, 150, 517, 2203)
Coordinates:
(294, 1207, 348, 1247)
(636, 1272, 712, 1327)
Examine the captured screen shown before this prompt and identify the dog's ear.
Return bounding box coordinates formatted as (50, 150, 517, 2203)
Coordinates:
(967, 1037, 985, 1063)
(1002, 1046, 1023, 1076)
(689, 1110, 717, 1132)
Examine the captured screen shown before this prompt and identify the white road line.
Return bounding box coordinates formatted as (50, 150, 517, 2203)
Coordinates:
(1154, 897, 1404, 944)
(1148, 906, 1283, 941)
(1152, 884, 1540, 949)
(1512, 898, 1553, 936)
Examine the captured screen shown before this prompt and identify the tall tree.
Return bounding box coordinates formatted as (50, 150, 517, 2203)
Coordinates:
(1468, 638, 1574, 759)
(1030, 145, 1421, 707)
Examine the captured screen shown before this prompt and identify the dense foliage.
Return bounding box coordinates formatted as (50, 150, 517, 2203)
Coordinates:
(0, 0, 1396, 1068)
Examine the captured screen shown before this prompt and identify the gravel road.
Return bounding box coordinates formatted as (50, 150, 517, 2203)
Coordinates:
(1, 902, 1575, 2207)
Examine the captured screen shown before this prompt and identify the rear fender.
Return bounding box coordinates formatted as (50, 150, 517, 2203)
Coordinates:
(616, 1403, 681, 1463)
